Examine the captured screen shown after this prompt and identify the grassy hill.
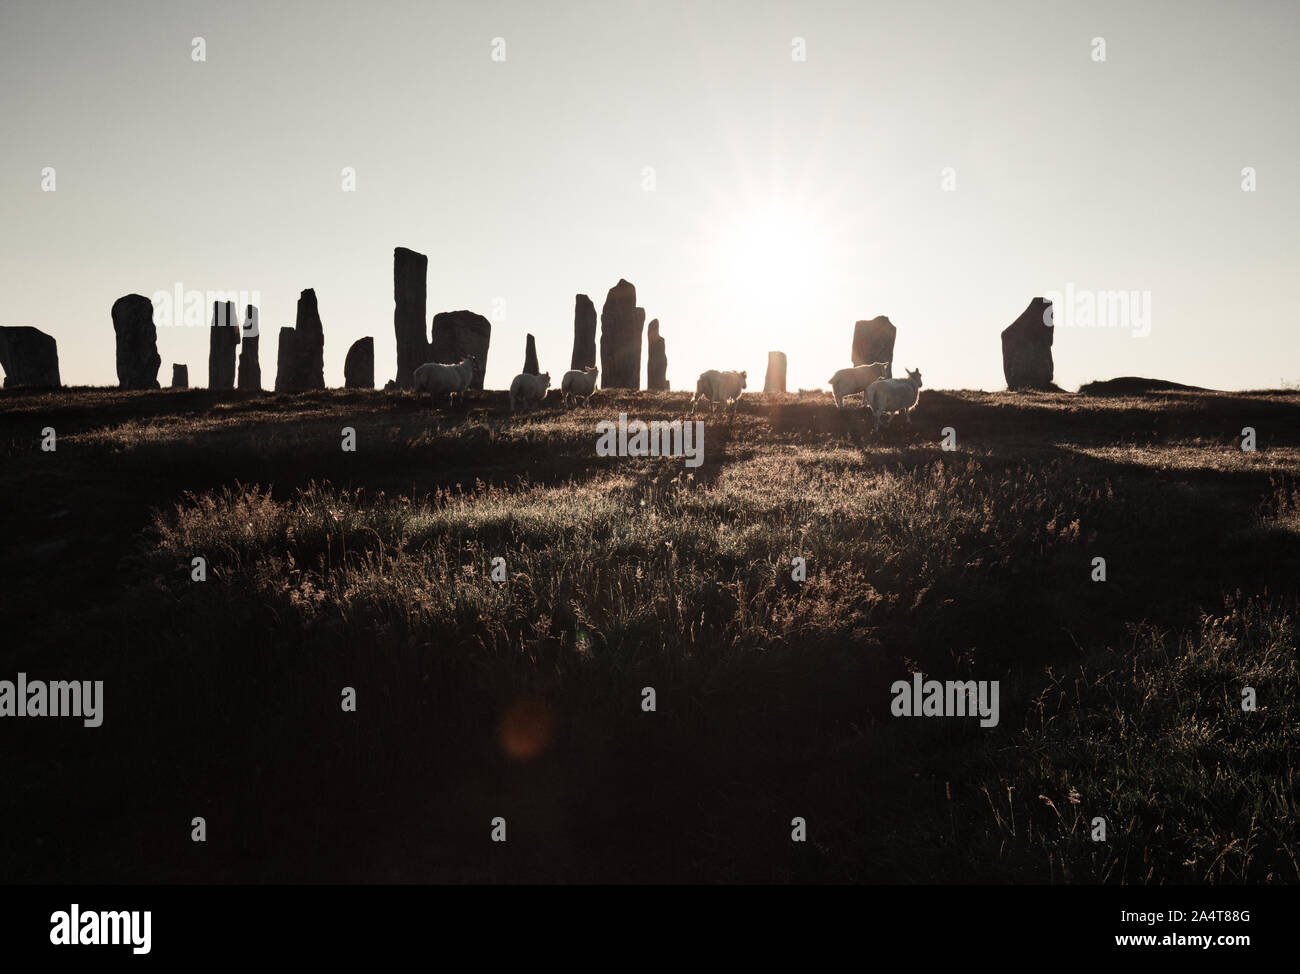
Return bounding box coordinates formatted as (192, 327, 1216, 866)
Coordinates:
(2, 385, 1297, 882)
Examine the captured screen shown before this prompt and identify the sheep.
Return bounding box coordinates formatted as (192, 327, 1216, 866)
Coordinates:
(509, 371, 551, 412)
(560, 366, 599, 408)
(866, 368, 923, 434)
(413, 355, 477, 409)
(828, 361, 892, 408)
(692, 369, 747, 412)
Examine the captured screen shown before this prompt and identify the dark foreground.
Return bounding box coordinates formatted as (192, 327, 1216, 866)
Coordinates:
(1, 383, 1297, 882)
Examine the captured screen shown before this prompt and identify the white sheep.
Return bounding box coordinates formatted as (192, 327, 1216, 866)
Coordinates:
(560, 366, 599, 408)
(866, 368, 923, 434)
(692, 369, 747, 412)
(413, 355, 477, 409)
(828, 361, 891, 408)
(509, 371, 551, 412)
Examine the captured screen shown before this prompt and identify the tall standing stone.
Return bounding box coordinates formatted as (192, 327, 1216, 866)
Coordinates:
(599, 279, 644, 389)
(112, 294, 162, 390)
(208, 301, 240, 390)
(0, 326, 60, 388)
(1001, 297, 1055, 390)
(646, 319, 669, 391)
(171, 364, 188, 389)
(273, 289, 326, 392)
(523, 333, 540, 375)
(274, 328, 299, 393)
(571, 294, 596, 370)
(764, 351, 787, 393)
(293, 289, 325, 390)
(430, 310, 490, 390)
(852, 316, 897, 367)
(237, 305, 260, 390)
(394, 246, 429, 388)
(344, 337, 375, 389)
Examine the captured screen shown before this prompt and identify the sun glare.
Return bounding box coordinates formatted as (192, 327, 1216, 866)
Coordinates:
(718, 203, 825, 294)
(710, 200, 832, 346)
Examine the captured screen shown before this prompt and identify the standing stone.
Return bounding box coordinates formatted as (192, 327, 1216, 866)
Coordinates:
(274, 328, 299, 393)
(523, 333, 539, 375)
(344, 337, 375, 389)
(171, 364, 188, 389)
(208, 301, 241, 390)
(237, 305, 260, 390)
(571, 294, 597, 370)
(394, 246, 429, 388)
(273, 290, 326, 392)
(293, 289, 325, 390)
(599, 279, 644, 389)
(111, 294, 162, 390)
(852, 316, 897, 367)
(764, 351, 787, 393)
(0, 326, 61, 388)
(430, 310, 491, 390)
(1001, 297, 1055, 390)
(646, 319, 669, 391)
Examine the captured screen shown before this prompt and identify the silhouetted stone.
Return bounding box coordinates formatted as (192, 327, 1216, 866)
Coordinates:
(237, 305, 260, 390)
(599, 279, 644, 389)
(571, 294, 596, 370)
(273, 290, 327, 392)
(0, 326, 60, 388)
(171, 364, 188, 389)
(523, 333, 539, 375)
(293, 289, 325, 390)
(394, 246, 429, 388)
(852, 316, 896, 367)
(207, 301, 241, 390)
(430, 310, 490, 390)
(274, 328, 298, 393)
(345, 337, 375, 389)
(111, 294, 161, 390)
(764, 351, 787, 393)
(647, 318, 669, 391)
(1001, 298, 1055, 389)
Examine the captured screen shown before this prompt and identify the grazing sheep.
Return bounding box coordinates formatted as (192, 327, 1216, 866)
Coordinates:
(413, 355, 477, 409)
(828, 361, 892, 408)
(510, 371, 551, 412)
(560, 366, 599, 408)
(692, 369, 747, 412)
(866, 368, 923, 434)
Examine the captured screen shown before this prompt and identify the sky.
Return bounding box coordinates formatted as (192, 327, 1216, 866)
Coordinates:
(1, 0, 1297, 392)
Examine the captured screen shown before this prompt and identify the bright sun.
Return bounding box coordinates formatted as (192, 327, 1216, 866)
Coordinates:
(710, 201, 830, 342)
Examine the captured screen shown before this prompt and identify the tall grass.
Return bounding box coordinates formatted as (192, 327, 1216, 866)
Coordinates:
(6, 386, 1298, 881)
(976, 600, 1299, 883)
